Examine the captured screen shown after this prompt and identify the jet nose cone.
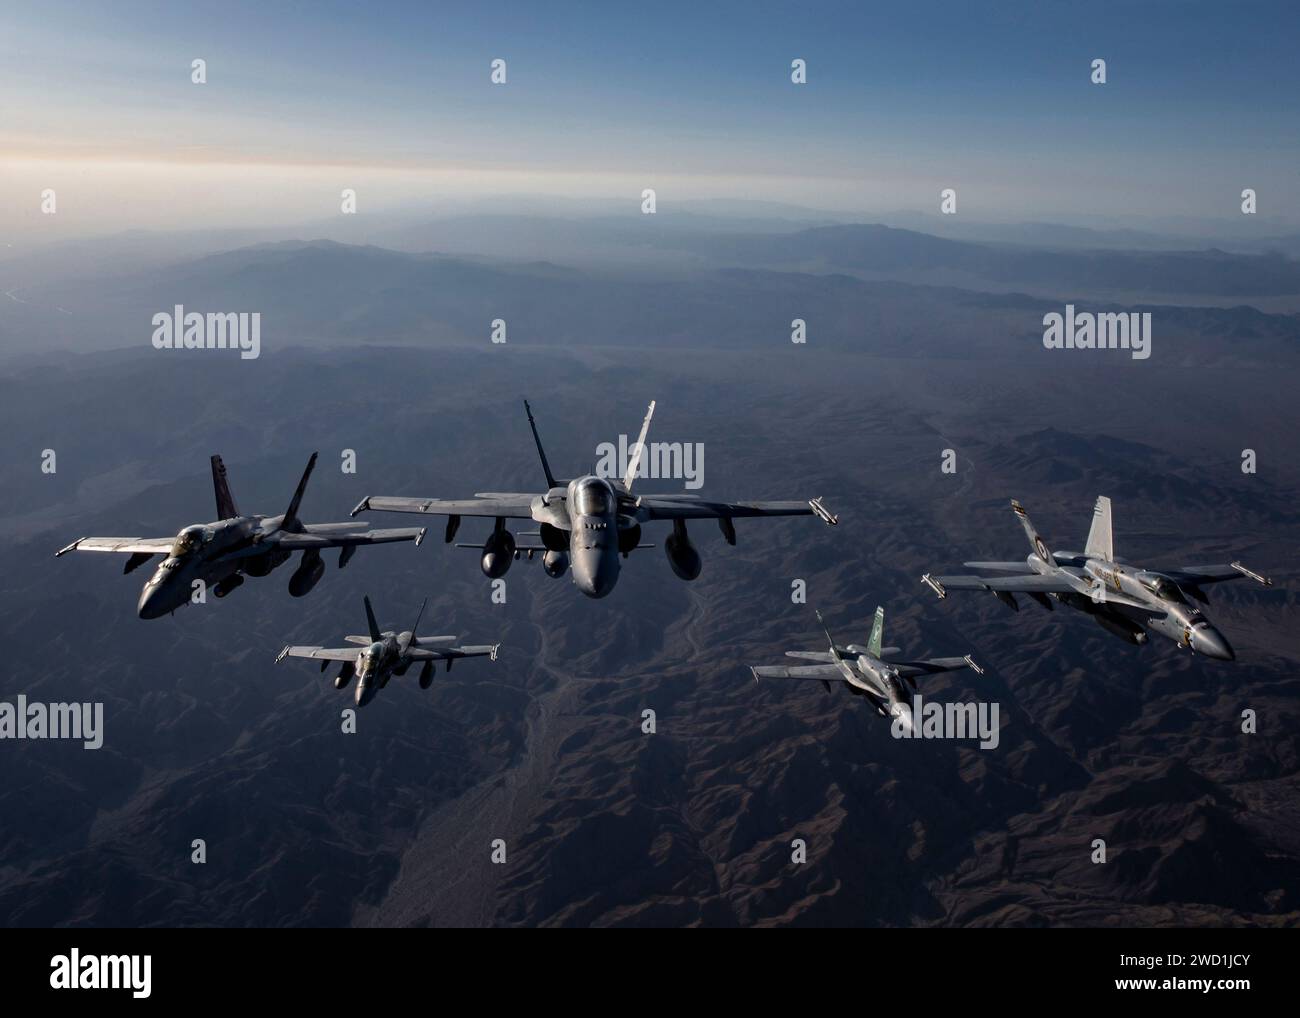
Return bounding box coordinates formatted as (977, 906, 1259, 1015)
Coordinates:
(578, 572, 616, 599)
(1193, 627, 1235, 661)
(355, 678, 375, 707)
(137, 588, 167, 620)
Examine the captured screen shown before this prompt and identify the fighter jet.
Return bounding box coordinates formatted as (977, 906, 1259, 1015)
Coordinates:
(350, 400, 838, 599)
(56, 454, 426, 618)
(921, 496, 1272, 660)
(750, 607, 982, 729)
(276, 596, 500, 707)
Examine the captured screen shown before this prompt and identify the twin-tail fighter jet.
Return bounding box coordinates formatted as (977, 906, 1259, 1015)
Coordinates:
(921, 497, 1271, 660)
(276, 596, 500, 707)
(750, 607, 981, 730)
(56, 454, 426, 618)
(350, 400, 838, 599)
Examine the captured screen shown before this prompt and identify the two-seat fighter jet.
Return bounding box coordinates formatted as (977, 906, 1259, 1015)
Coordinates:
(921, 497, 1271, 660)
(750, 607, 981, 729)
(56, 454, 426, 618)
(276, 596, 500, 707)
(350, 400, 838, 599)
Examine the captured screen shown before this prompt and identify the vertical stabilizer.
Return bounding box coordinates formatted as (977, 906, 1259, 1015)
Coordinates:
(623, 401, 657, 491)
(523, 400, 558, 489)
(363, 595, 382, 641)
(410, 597, 428, 641)
(1085, 496, 1114, 562)
(815, 609, 845, 660)
(211, 455, 239, 519)
(1011, 499, 1055, 566)
(280, 452, 318, 532)
(867, 606, 885, 657)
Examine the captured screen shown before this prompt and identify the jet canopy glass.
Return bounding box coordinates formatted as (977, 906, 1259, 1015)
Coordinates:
(573, 479, 613, 516)
(170, 526, 211, 558)
(1142, 575, 1185, 603)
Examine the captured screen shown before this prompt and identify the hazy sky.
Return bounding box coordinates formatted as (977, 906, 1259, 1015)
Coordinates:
(3, 0, 1299, 239)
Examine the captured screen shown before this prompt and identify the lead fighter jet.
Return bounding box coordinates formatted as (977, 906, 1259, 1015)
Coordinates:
(350, 400, 838, 599)
(276, 596, 500, 707)
(56, 454, 426, 618)
(750, 607, 981, 730)
(921, 496, 1272, 660)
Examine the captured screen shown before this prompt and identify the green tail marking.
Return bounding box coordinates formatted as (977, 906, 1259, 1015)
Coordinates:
(867, 606, 884, 657)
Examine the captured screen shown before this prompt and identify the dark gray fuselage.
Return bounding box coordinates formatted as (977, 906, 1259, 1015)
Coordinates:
(137, 514, 305, 618)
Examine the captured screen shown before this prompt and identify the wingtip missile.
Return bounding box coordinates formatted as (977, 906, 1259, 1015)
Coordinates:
(275, 645, 291, 664)
(54, 538, 83, 557)
(921, 573, 947, 599)
(808, 497, 838, 525)
(1230, 561, 1272, 586)
(350, 496, 370, 518)
(964, 654, 984, 675)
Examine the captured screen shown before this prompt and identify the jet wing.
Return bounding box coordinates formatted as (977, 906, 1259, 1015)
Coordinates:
(55, 537, 174, 557)
(1051, 551, 1132, 567)
(638, 497, 813, 520)
(351, 495, 536, 520)
(752, 663, 845, 679)
(276, 645, 362, 663)
(1161, 564, 1272, 587)
(266, 526, 425, 550)
(933, 573, 1080, 593)
(408, 643, 499, 661)
(784, 651, 837, 663)
(935, 571, 1160, 614)
(893, 657, 976, 678)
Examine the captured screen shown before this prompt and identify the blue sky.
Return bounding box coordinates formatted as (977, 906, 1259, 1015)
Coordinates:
(3, 0, 1298, 234)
